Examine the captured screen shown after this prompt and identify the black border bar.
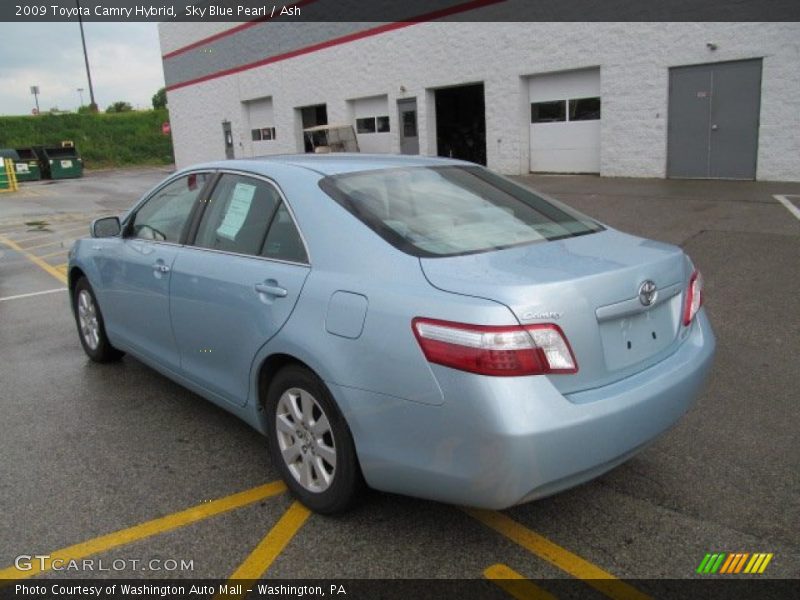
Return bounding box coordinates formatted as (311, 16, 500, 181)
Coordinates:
(3, 0, 800, 22)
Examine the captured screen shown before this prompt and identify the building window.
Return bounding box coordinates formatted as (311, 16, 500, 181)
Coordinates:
(356, 117, 376, 134)
(531, 100, 566, 123)
(568, 97, 601, 121)
(376, 116, 390, 133)
(251, 127, 277, 141)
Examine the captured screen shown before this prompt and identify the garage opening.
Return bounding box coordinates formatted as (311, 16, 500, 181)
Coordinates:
(434, 83, 486, 165)
(298, 104, 328, 153)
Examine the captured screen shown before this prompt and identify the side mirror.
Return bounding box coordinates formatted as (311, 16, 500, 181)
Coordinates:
(91, 216, 121, 238)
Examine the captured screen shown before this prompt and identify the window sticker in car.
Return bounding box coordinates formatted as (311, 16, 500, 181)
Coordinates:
(217, 182, 256, 240)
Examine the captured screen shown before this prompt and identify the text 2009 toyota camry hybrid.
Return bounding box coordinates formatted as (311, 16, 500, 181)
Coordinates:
(68, 154, 715, 514)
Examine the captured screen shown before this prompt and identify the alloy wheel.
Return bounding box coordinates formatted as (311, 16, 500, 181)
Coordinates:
(275, 387, 337, 493)
(77, 289, 100, 350)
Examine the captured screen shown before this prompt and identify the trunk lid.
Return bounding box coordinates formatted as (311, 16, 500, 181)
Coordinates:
(420, 229, 692, 395)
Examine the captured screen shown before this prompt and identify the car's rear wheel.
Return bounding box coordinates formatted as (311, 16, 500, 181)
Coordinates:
(73, 277, 124, 363)
(266, 364, 363, 514)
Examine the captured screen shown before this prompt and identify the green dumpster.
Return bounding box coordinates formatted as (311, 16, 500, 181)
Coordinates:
(0, 148, 42, 181)
(35, 146, 83, 179)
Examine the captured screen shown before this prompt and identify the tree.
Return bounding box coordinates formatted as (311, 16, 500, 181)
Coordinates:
(152, 87, 167, 110)
(106, 101, 133, 113)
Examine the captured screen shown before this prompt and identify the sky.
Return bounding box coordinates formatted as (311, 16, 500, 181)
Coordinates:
(0, 22, 165, 115)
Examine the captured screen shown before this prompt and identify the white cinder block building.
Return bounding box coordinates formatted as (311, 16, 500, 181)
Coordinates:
(159, 20, 800, 181)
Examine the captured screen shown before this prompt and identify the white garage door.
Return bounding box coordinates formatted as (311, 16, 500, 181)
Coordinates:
(529, 68, 601, 173)
(350, 95, 391, 154)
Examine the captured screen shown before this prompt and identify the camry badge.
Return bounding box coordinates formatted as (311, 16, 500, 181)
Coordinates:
(638, 280, 658, 306)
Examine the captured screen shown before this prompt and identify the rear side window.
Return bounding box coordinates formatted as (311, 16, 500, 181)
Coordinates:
(319, 166, 603, 258)
(194, 174, 280, 256)
(193, 174, 307, 263)
(261, 203, 307, 264)
(130, 173, 209, 243)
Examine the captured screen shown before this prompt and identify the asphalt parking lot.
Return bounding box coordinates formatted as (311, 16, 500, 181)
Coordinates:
(1, 168, 798, 595)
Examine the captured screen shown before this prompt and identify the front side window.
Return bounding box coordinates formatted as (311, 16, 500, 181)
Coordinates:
(129, 173, 209, 242)
(194, 174, 280, 256)
(320, 166, 602, 258)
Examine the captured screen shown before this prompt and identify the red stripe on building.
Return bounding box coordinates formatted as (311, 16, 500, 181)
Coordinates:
(164, 0, 507, 91)
(162, 0, 322, 60)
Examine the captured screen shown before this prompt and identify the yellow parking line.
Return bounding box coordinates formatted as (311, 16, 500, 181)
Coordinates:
(8, 188, 39, 198)
(484, 564, 558, 600)
(214, 501, 311, 599)
(18, 238, 77, 251)
(13, 223, 90, 244)
(0, 235, 67, 285)
(0, 481, 287, 582)
(464, 509, 651, 600)
(36, 248, 69, 259)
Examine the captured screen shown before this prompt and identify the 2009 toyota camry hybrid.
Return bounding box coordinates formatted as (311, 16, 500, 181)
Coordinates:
(68, 154, 715, 514)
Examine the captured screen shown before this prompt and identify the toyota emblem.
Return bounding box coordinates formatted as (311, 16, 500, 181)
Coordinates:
(638, 280, 658, 306)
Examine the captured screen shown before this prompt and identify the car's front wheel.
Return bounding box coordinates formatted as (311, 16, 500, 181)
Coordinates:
(73, 277, 124, 363)
(266, 365, 363, 514)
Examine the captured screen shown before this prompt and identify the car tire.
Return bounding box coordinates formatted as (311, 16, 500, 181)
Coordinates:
(266, 364, 364, 514)
(73, 277, 124, 363)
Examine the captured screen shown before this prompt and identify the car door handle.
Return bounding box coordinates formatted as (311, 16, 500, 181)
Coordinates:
(255, 282, 287, 298)
(152, 262, 170, 273)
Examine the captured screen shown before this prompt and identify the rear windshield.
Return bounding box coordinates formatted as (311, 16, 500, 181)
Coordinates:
(319, 166, 603, 257)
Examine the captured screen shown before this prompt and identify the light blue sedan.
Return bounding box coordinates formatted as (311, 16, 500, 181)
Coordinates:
(68, 155, 715, 513)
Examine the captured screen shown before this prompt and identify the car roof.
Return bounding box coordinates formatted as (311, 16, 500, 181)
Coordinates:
(189, 153, 475, 176)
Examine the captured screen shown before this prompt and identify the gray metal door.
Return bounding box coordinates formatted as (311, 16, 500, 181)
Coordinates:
(398, 98, 419, 155)
(222, 120, 234, 159)
(667, 59, 761, 179)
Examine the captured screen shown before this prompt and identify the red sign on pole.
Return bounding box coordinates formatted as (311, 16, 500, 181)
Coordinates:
(162, 121, 171, 135)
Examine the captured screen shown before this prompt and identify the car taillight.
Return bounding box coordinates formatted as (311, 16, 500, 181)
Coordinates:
(683, 269, 704, 326)
(411, 318, 577, 376)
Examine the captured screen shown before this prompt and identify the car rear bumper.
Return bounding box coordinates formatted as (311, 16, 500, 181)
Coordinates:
(330, 309, 715, 509)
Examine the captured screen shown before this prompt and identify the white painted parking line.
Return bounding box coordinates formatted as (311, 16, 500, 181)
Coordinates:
(0, 288, 67, 303)
(773, 195, 800, 221)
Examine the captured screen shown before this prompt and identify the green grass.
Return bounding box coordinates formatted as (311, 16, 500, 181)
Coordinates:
(0, 109, 174, 169)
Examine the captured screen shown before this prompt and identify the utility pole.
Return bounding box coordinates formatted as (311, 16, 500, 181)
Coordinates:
(76, 0, 97, 112)
(30, 86, 40, 114)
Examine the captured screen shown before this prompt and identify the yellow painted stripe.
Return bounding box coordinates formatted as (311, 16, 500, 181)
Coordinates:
(0, 235, 67, 284)
(18, 238, 76, 251)
(743, 554, 759, 574)
(484, 564, 558, 600)
(214, 501, 311, 599)
(13, 223, 90, 243)
(37, 248, 70, 259)
(464, 509, 651, 600)
(748, 554, 765, 574)
(719, 554, 736, 574)
(0, 481, 286, 582)
(757, 553, 773, 573)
